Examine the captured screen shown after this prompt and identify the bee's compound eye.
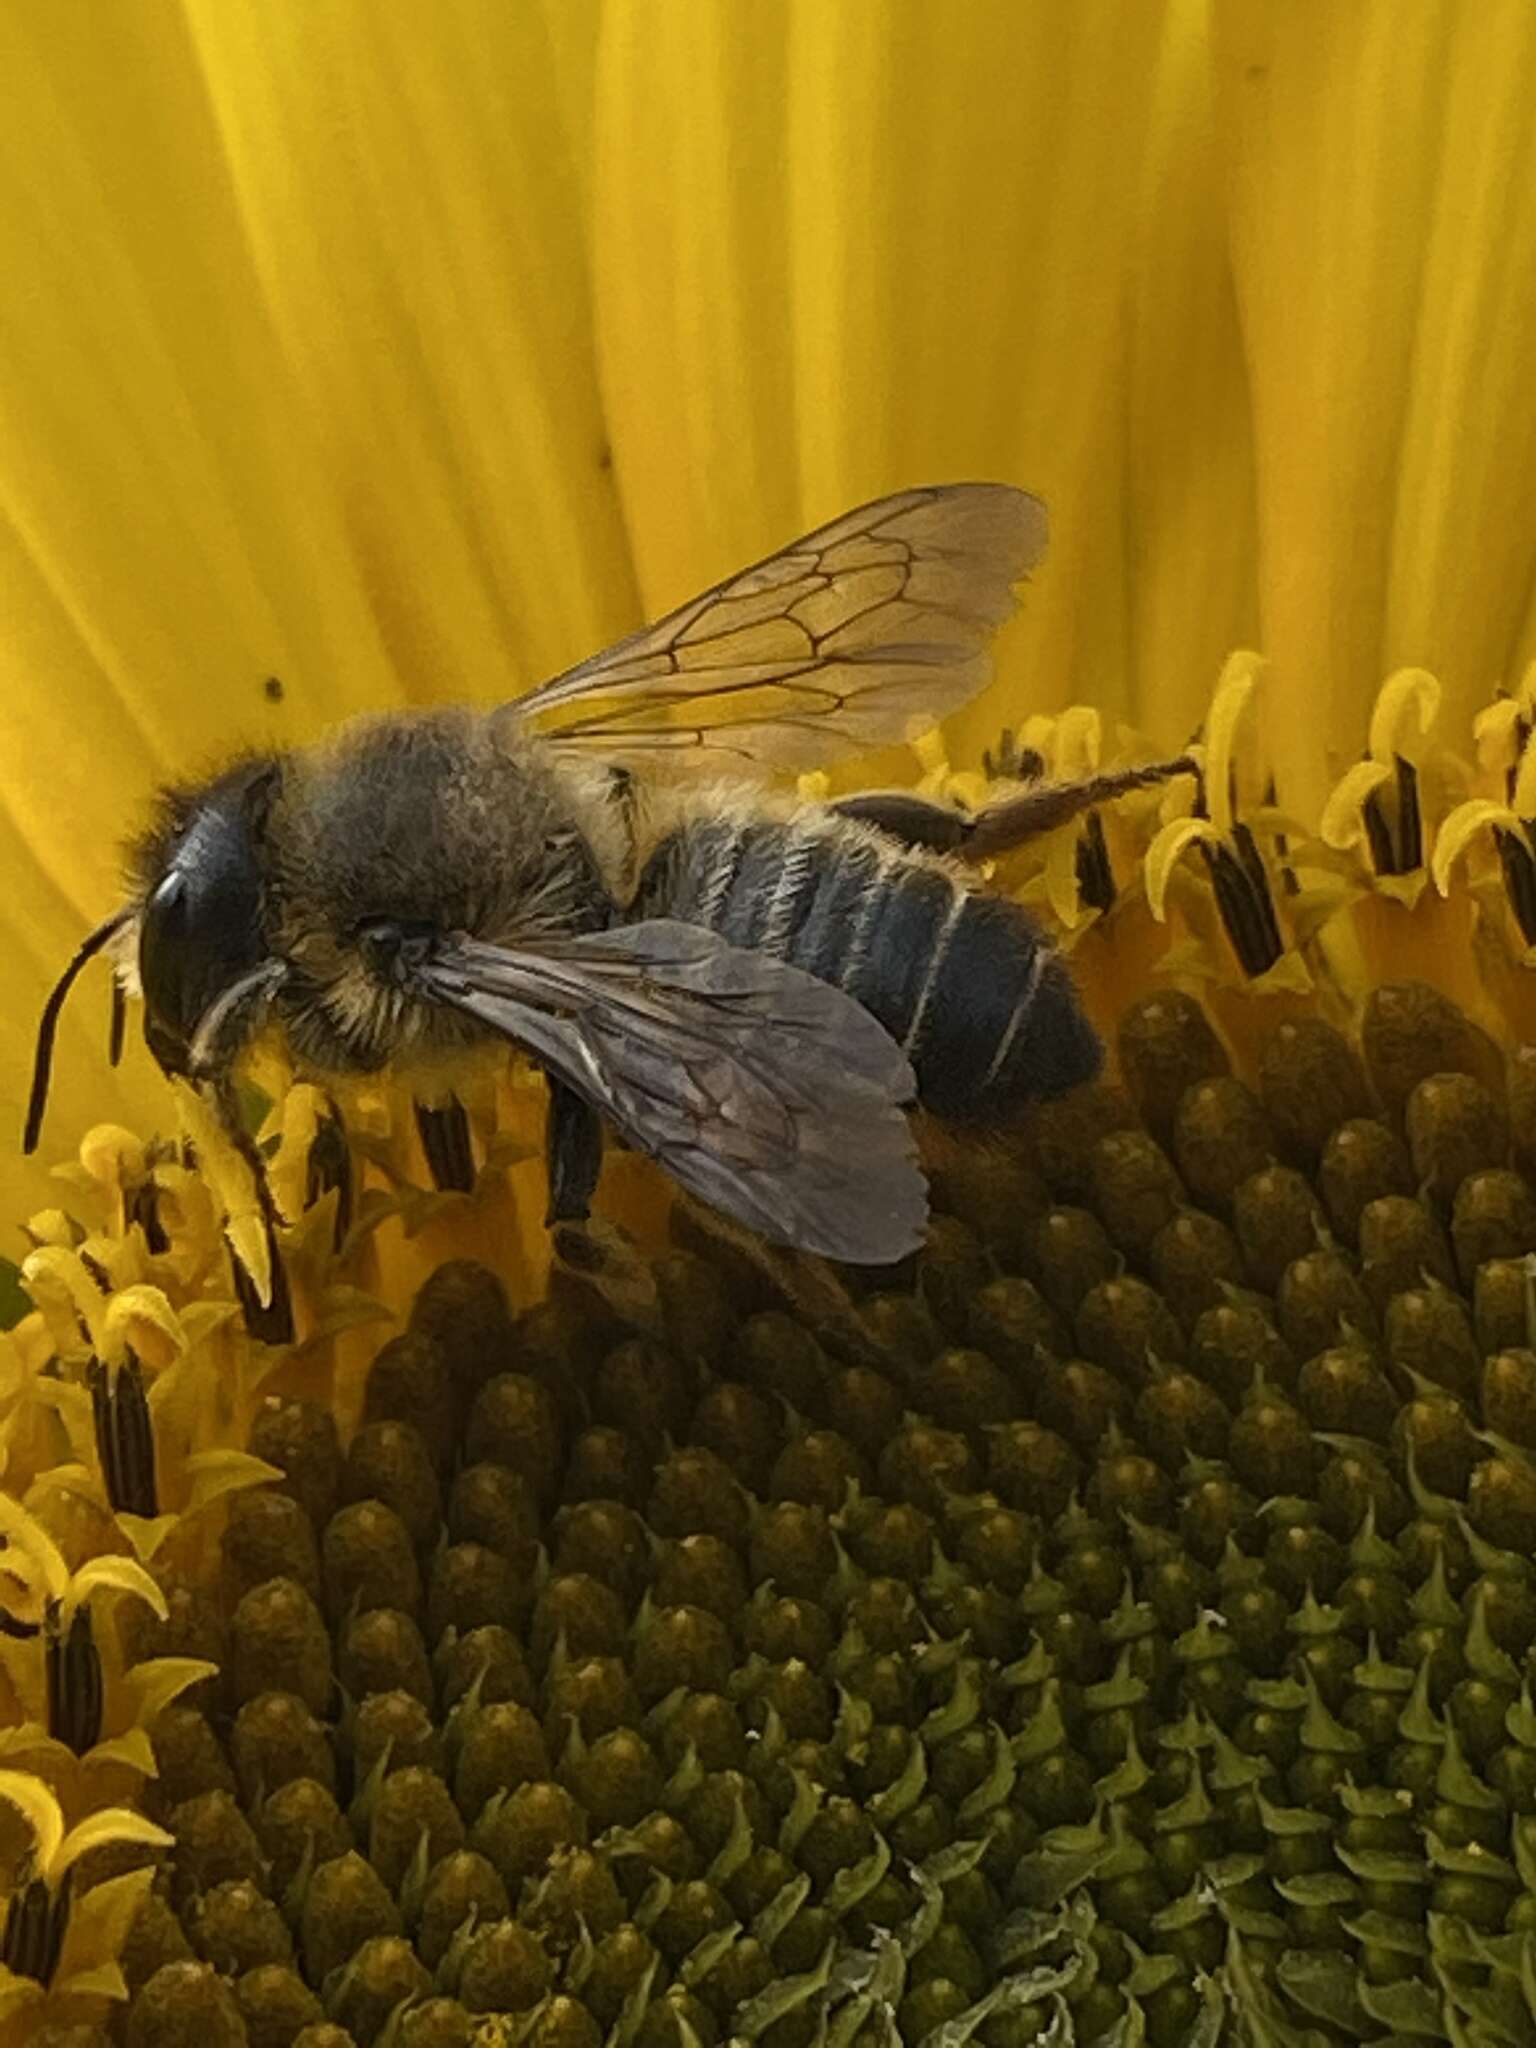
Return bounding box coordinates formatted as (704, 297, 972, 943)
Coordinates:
(138, 873, 195, 1068)
(356, 918, 438, 983)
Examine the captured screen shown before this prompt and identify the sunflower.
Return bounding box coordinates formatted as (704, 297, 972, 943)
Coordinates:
(6, 4, 1536, 2045)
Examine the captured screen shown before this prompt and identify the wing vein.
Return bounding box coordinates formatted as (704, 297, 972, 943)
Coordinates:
(495, 483, 1047, 781)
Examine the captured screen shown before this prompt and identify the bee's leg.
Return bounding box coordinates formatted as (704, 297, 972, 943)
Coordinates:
(833, 755, 1195, 863)
(207, 1075, 296, 1347)
(305, 1099, 354, 1251)
(544, 1075, 605, 1227)
(550, 1213, 664, 1337)
(544, 1082, 663, 1334)
(671, 1195, 899, 1374)
(414, 1094, 476, 1193)
(960, 756, 1197, 858)
(830, 791, 974, 855)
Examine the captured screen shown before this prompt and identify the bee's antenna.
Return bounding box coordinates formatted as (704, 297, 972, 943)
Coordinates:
(185, 958, 289, 1080)
(25, 911, 132, 1155)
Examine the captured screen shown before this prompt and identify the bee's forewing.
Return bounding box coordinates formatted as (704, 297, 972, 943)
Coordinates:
(499, 484, 1047, 777)
(421, 920, 929, 1264)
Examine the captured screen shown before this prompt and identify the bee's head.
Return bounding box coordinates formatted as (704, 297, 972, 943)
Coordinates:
(24, 758, 287, 1153)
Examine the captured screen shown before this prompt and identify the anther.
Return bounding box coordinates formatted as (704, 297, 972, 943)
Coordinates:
(90, 1355, 159, 1519)
(0, 1867, 69, 1985)
(45, 1600, 104, 1756)
(1203, 826, 1285, 978)
(1075, 811, 1116, 917)
(127, 1159, 171, 1254)
(1361, 755, 1425, 877)
(415, 1095, 477, 1194)
(1497, 827, 1536, 947)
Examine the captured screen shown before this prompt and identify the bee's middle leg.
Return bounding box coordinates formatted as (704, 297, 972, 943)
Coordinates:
(544, 1074, 605, 1226)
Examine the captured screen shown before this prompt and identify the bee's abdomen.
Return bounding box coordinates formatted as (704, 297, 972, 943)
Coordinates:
(633, 819, 1101, 1121)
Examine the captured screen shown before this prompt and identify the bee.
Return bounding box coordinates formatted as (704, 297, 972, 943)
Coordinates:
(26, 485, 1190, 1287)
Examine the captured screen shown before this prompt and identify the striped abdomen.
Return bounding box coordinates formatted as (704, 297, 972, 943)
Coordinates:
(630, 814, 1101, 1122)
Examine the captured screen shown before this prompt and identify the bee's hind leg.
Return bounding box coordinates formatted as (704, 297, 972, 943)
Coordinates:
(832, 754, 1196, 863)
(960, 755, 1197, 858)
(829, 791, 975, 856)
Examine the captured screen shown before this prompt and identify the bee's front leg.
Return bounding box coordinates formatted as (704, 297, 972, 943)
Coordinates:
(206, 1074, 296, 1346)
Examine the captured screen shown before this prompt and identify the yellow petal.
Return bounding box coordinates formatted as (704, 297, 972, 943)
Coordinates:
(1367, 667, 1441, 765)
(1045, 708, 1099, 783)
(1125, 0, 1260, 747)
(182, 0, 638, 693)
(0, 8, 389, 1229)
(1144, 817, 1223, 923)
(1430, 798, 1523, 896)
(1515, 728, 1536, 823)
(1211, 1, 1483, 813)
(597, 0, 1168, 766)
(0, 2, 642, 1229)
(1382, 16, 1536, 729)
(53, 1806, 173, 1885)
(0, 1768, 64, 1873)
(66, 1554, 168, 1625)
(1318, 760, 1394, 852)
